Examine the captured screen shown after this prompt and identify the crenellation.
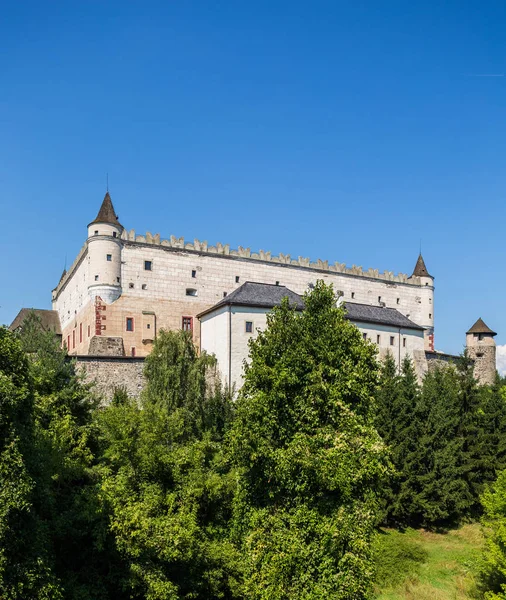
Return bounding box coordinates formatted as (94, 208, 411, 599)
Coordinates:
(89, 226, 420, 284)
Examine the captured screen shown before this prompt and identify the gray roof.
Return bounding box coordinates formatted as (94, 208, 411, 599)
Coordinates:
(344, 302, 424, 331)
(197, 282, 305, 317)
(9, 308, 62, 335)
(198, 282, 423, 331)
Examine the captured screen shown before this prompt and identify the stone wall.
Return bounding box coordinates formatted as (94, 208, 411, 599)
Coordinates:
(76, 356, 145, 402)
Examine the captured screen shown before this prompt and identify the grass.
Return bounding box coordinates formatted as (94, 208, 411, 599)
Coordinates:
(374, 523, 484, 599)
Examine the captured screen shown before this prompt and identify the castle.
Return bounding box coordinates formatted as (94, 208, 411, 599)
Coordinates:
(11, 192, 497, 393)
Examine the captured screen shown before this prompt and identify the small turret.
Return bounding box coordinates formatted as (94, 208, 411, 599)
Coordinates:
(408, 253, 435, 351)
(87, 192, 123, 304)
(466, 318, 497, 385)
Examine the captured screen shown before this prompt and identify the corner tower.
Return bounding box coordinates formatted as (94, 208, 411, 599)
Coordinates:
(87, 192, 123, 304)
(466, 318, 497, 385)
(408, 253, 435, 351)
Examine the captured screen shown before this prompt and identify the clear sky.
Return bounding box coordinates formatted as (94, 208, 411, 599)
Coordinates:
(1, 1, 505, 364)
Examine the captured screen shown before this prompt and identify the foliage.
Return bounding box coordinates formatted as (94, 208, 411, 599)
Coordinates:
(480, 469, 506, 598)
(373, 529, 428, 589)
(375, 524, 482, 600)
(229, 281, 390, 599)
(376, 353, 506, 529)
(97, 329, 240, 599)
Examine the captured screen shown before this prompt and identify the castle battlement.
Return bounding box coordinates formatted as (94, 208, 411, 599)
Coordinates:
(120, 228, 417, 284)
(52, 226, 425, 300)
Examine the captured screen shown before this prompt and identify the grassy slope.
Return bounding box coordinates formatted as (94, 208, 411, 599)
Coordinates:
(374, 523, 483, 600)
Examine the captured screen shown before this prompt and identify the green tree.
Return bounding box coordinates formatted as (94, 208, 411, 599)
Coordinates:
(480, 469, 506, 598)
(17, 312, 124, 600)
(228, 281, 390, 599)
(0, 325, 63, 599)
(375, 356, 421, 526)
(97, 330, 240, 600)
(404, 364, 468, 527)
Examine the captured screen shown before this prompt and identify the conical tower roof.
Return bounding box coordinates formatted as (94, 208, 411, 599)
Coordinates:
(466, 318, 497, 336)
(411, 253, 432, 278)
(90, 192, 121, 227)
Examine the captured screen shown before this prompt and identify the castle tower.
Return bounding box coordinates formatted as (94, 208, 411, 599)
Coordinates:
(409, 253, 435, 351)
(87, 192, 123, 304)
(466, 318, 497, 385)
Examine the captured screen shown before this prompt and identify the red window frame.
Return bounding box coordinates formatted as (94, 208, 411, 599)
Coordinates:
(182, 316, 193, 332)
(126, 317, 134, 332)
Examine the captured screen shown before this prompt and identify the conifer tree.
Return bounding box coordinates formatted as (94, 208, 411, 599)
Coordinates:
(229, 281, 390, 599)
(388, 357, 422, 525)
(405, 365, 467, 527)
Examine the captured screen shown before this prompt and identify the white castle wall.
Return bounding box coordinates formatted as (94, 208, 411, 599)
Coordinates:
(53, 227, 435, 356)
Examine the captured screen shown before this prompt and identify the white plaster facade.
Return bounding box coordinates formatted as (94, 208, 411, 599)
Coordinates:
(52, 193, 435, 360)
(199, 304, 425, 391)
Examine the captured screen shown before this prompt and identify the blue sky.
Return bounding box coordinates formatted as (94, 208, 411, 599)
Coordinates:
(1, 1, 506, 360)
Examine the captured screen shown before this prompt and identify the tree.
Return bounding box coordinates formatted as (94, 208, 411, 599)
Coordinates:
(228, 281, 390, 599)
(97, 330, 240, 599)
(0, 325, 62, 599)
(0, 313, 125, 599)
(404, 364, 468, 528)
(375, 356, 421, 526)
(480, 469, 506, 598)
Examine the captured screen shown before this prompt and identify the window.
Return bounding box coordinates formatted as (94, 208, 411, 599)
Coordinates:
(144, 260, 152, 271)
(396, 298, 400, 305)
(129, 283, 134, 289)
(363, 332, 367, 341)
(377, 335, 381, 344)
(182, 317, 193, 331)
(79, 323, 82, 343)
(146, 323, 151, 329)
(245, 321, 253, 333)
(403, 338, 407, 348)
(390, 336, 395, 346)
(191, 270, 196, 278)
(476, 352, 484, 357)
(67, 335, 70, 350)
(107, 254, 112, 261)
(378, 296, 382, 303)
(275, 281, 280, 286)
(186, 288, 197, 296)
(223, 291, 227, 297)
(94, 230, 98, 235)
(142, 284, 147, 290)
(429, 313, 432, 319)
(429, 298, 432, 304)
(131, 347, 136, 357)
(235, 276, 240, 283)
(116, 277, 120, 283)
(351, 292, 355, 299)
(95, 275, 99, 281)
(72, 330, 75, 349)
(87, 325, 90, 337)
(126, 318, 134, 332)
(113, 231, 117, 238)
(478, 333, 484, 341)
